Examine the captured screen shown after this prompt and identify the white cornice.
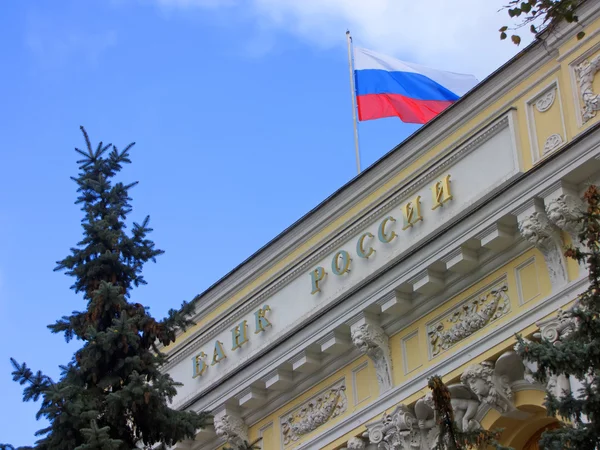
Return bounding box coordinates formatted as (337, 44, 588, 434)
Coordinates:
(296, 277, 588, 450)
(176, 122, 600, 414)
(162, 7, 595, 349)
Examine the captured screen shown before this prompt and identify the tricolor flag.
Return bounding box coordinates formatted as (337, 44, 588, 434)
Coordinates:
(353, 47, 479, 124)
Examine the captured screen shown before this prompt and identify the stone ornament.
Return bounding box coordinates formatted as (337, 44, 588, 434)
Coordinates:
(517, 210, 568, 289)
(545, 193, 585, 250)
(535, 89, 556, 112)
(543, 134, 563, 155)
(460, 351, 526, 415)
(428, 282, 510, 357)
(280, 380, 347, 446)
(214, 413, 249, 449)
(575, 54, 600, 123)
(531, 308, 578, 398)
(356, 350, 535, 450)
(351, 322, 393, 393)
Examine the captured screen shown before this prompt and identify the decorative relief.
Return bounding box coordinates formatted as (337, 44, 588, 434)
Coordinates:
(575, 54, 600, 123)
(518, 210, 568, 289)
(351, 322, 393, 393)
(280, 380, 347, 446)
(535, 89, 556, 112)
(545, 193, 585, 249)
(520, 307, 579, 399)
(353, 350, 538, 450)
(427, 282, 510, 357)
(543, 134, 563, 155)
(214, 413, 249, 449)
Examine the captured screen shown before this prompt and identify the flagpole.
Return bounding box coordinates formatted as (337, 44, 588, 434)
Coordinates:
(346, 30, 361, 175)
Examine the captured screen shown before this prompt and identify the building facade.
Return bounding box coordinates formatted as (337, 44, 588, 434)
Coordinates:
(163, 4, 600, 449)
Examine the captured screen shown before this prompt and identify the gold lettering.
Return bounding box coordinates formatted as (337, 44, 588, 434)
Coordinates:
(254, 305, 272, 334)
(310, 266, 326, 294)
(378, 216, 397, 243)
(356, 232, 375, 258)
(332, 250, 351, 275)
(231, 320, 249, 351)
(402, 196, 423, 230)
(192, 352, 208, 378)
(431, 174, 452, 210)
(212, 340, 226, 365)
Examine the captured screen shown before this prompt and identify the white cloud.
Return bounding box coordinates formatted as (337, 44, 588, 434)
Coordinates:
(151, 0, 534, 79)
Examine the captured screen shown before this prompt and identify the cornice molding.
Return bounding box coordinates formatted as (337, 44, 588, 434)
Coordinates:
(164, 116, 511, 369)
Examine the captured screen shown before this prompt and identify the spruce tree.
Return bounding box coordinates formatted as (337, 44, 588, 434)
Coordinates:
(515, 184, 600, 450)
(9, 127, 209, 450)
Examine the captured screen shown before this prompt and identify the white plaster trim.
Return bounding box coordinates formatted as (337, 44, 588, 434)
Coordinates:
(177, 128, 600, 417)
(569, 38, 600, 129)
(165, 115, 513, 370)
(525, 78, 568, 163)
(295, 277, 588, 450)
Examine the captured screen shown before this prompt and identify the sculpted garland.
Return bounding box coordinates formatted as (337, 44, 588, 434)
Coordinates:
(427, 282, 510, 357)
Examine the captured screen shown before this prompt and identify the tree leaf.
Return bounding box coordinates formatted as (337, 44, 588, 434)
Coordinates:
(511, 34, 522, 45)
(577, 31, 586, 40)
(500, 32, 508, 40)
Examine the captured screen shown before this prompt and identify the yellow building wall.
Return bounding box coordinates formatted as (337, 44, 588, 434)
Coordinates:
(246, 355, 378, 449)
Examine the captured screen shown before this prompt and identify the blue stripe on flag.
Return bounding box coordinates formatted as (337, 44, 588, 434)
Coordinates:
(354, 69, 460, 102)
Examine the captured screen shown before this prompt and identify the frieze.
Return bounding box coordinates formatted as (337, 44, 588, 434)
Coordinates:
(280, 379, 348, 446)
(427, 280, 510, 358)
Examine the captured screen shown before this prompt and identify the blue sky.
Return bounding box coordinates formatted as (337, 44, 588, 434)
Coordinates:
(0, 0, 526, 445)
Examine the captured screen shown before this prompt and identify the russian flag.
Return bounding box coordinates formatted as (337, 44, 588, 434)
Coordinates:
(353, 47, 479, 124)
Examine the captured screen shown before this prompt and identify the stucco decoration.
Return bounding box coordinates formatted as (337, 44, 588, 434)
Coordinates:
(365, 404, 424, 450)
(214, 413, 249, 449)
(535, 89, 556, 112)
(531, 308, 578, 398)
(518, 210, 568, 289)
(280, 380, 347, 446)
(447, 384, 481, 432)
(351, 322, 393, 393)
(543, 134, 563, 155)
(545, 193, 585, 250)
(460, 351, 526, 415)
(427, 283, 510, 357)
(345, 436, 368, 449)
(575, 54, 600, 123)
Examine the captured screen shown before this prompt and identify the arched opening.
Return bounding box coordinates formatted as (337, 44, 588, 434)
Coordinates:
(479, 388, 561, 450)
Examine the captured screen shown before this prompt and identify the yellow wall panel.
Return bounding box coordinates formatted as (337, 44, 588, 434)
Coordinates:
(516, 258, 541, 305)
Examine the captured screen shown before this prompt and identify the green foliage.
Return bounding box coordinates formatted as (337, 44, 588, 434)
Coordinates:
(9, 127, 209, 449)
(427, 376, 512, 450)
(515, 185, 600, 450)
(500, 0, 585, 44)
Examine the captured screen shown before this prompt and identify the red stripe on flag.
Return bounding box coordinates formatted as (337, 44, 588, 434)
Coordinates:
(356, 93, 454, 124)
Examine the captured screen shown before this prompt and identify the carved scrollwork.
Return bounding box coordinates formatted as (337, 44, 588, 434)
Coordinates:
(545, 193, 585, 249)
(535, 89, 556, 112)
(351, 322, 393, 393)
(214, 413, 249, 449)
(280, 380, 347, 446)
(543, 134, 563, 155)
(575, 54, 600, 123)
(518, 210, 567, 289)
(427, 282, 510, 357)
